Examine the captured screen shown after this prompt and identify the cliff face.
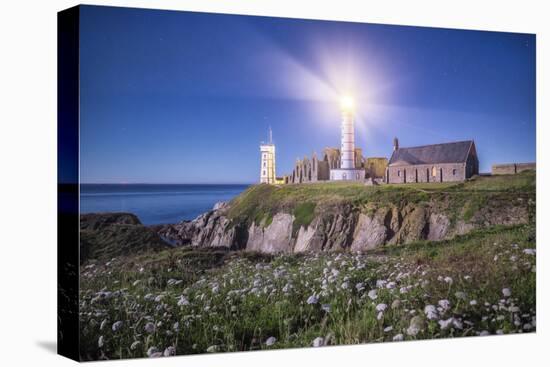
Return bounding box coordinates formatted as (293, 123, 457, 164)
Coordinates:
(155, 173, 535, 253)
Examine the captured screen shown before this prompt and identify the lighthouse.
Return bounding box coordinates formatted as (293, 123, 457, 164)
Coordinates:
(260, 127, 276, 184)
(330, 95, 365, 181)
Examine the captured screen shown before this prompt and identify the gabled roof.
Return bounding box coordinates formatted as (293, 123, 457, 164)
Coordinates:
(389, 140, 475, 167)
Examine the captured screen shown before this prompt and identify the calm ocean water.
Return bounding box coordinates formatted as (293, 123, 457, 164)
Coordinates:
(80, 184, 250, 225)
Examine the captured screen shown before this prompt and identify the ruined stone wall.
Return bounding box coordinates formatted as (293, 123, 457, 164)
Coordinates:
(365, 157, 388, 178)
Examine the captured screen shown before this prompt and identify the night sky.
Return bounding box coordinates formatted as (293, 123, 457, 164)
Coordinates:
(79, 5, 536, 184)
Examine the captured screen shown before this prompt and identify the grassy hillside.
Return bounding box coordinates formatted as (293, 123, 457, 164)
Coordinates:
(79, 223, 535, 360)
(78, 171, 536, 360)
(227, 171, 536, 228)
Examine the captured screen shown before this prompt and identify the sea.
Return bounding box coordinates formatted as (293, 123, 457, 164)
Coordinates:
(80, 184, 250, 225)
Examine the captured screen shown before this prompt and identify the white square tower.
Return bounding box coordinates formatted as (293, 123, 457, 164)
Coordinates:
(260, 127, 276, 184)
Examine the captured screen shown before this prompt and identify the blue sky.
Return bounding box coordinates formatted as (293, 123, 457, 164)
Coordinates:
(79, 5, 536, 184)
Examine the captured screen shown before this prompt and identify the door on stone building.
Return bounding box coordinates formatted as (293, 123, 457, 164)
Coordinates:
(440, 168, 443, 182)
(426, 168, 429, 182)
(415, 169, 418, 183)
(404, 169, 406, 183)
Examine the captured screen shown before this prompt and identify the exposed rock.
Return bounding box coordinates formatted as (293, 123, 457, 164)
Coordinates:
(156, 208, 246, 249)
(427, 213, 450, 241)
(350, 212, 387, 251)
(246, 213, 294, 253)
(390, 205, 428, 244)
(294, 224, 317, 252)
(152, 189, 533, 254)
(213, 201, 228, 211)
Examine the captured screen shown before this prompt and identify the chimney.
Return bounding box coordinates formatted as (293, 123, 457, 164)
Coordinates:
(393, 137, 399, 151)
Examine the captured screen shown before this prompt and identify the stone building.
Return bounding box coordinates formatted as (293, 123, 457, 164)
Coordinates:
(386, 139, 479, 184)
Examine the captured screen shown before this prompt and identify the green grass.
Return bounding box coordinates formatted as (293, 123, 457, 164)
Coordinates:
(292, 202, 316, 234)
(79, 224, 536, 360)
(225, 171, 535, 231)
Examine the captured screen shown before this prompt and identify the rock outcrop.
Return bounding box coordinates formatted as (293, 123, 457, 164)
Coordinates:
(155, 194, 532, 254)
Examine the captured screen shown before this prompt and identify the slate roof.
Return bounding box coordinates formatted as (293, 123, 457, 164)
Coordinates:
(389, 140, 474, 166)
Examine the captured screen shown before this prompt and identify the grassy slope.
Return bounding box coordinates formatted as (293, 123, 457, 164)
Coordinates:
(79, 223, 535, 360)
(226, 171, 535, 228)
(78, 172, 536, 360)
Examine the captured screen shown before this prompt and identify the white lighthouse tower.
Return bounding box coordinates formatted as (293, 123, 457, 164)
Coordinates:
(330, 96, 365, 181)
(260, 127, 276, 184)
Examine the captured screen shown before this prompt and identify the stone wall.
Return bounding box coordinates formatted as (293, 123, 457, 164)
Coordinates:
(492, 162, 536, 175)
(365, 157, 388, 178)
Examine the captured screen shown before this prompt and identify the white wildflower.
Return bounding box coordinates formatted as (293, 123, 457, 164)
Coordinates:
(312, 337, 325, 347)
(393, 333, 404, 341)
(111, 321, 123, 332)
(164, 346, 176, 357)
(144, 322, 156, 334)
(98, 335, 104, 348)
(438, 318, 454, 330)
(265, 336, 277, 346)
(438, 299, 451, 310)
(307, 295, 319, 305)
(177, 295, 190, 306)
(206, 345, 220, 353)
(384, 326, 393, 332)
(502, 288, 512, 297)
(376, 303, 388, 312)
(424, 305, 438, 320)
(147, 347, 162, 358)
(368, 289, 378, 300)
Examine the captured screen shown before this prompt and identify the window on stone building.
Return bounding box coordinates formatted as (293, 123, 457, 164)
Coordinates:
(397, 170, 400, 177)
(263, 170, 266, 176)
(453, 168, 456, 175)
(432, 166, 437, 176)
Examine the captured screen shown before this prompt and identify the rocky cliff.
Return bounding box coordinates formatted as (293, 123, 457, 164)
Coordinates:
(155, 172, 535, 253)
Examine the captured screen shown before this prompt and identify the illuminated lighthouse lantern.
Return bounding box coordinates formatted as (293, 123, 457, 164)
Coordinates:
(330, 95, 365, 181)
